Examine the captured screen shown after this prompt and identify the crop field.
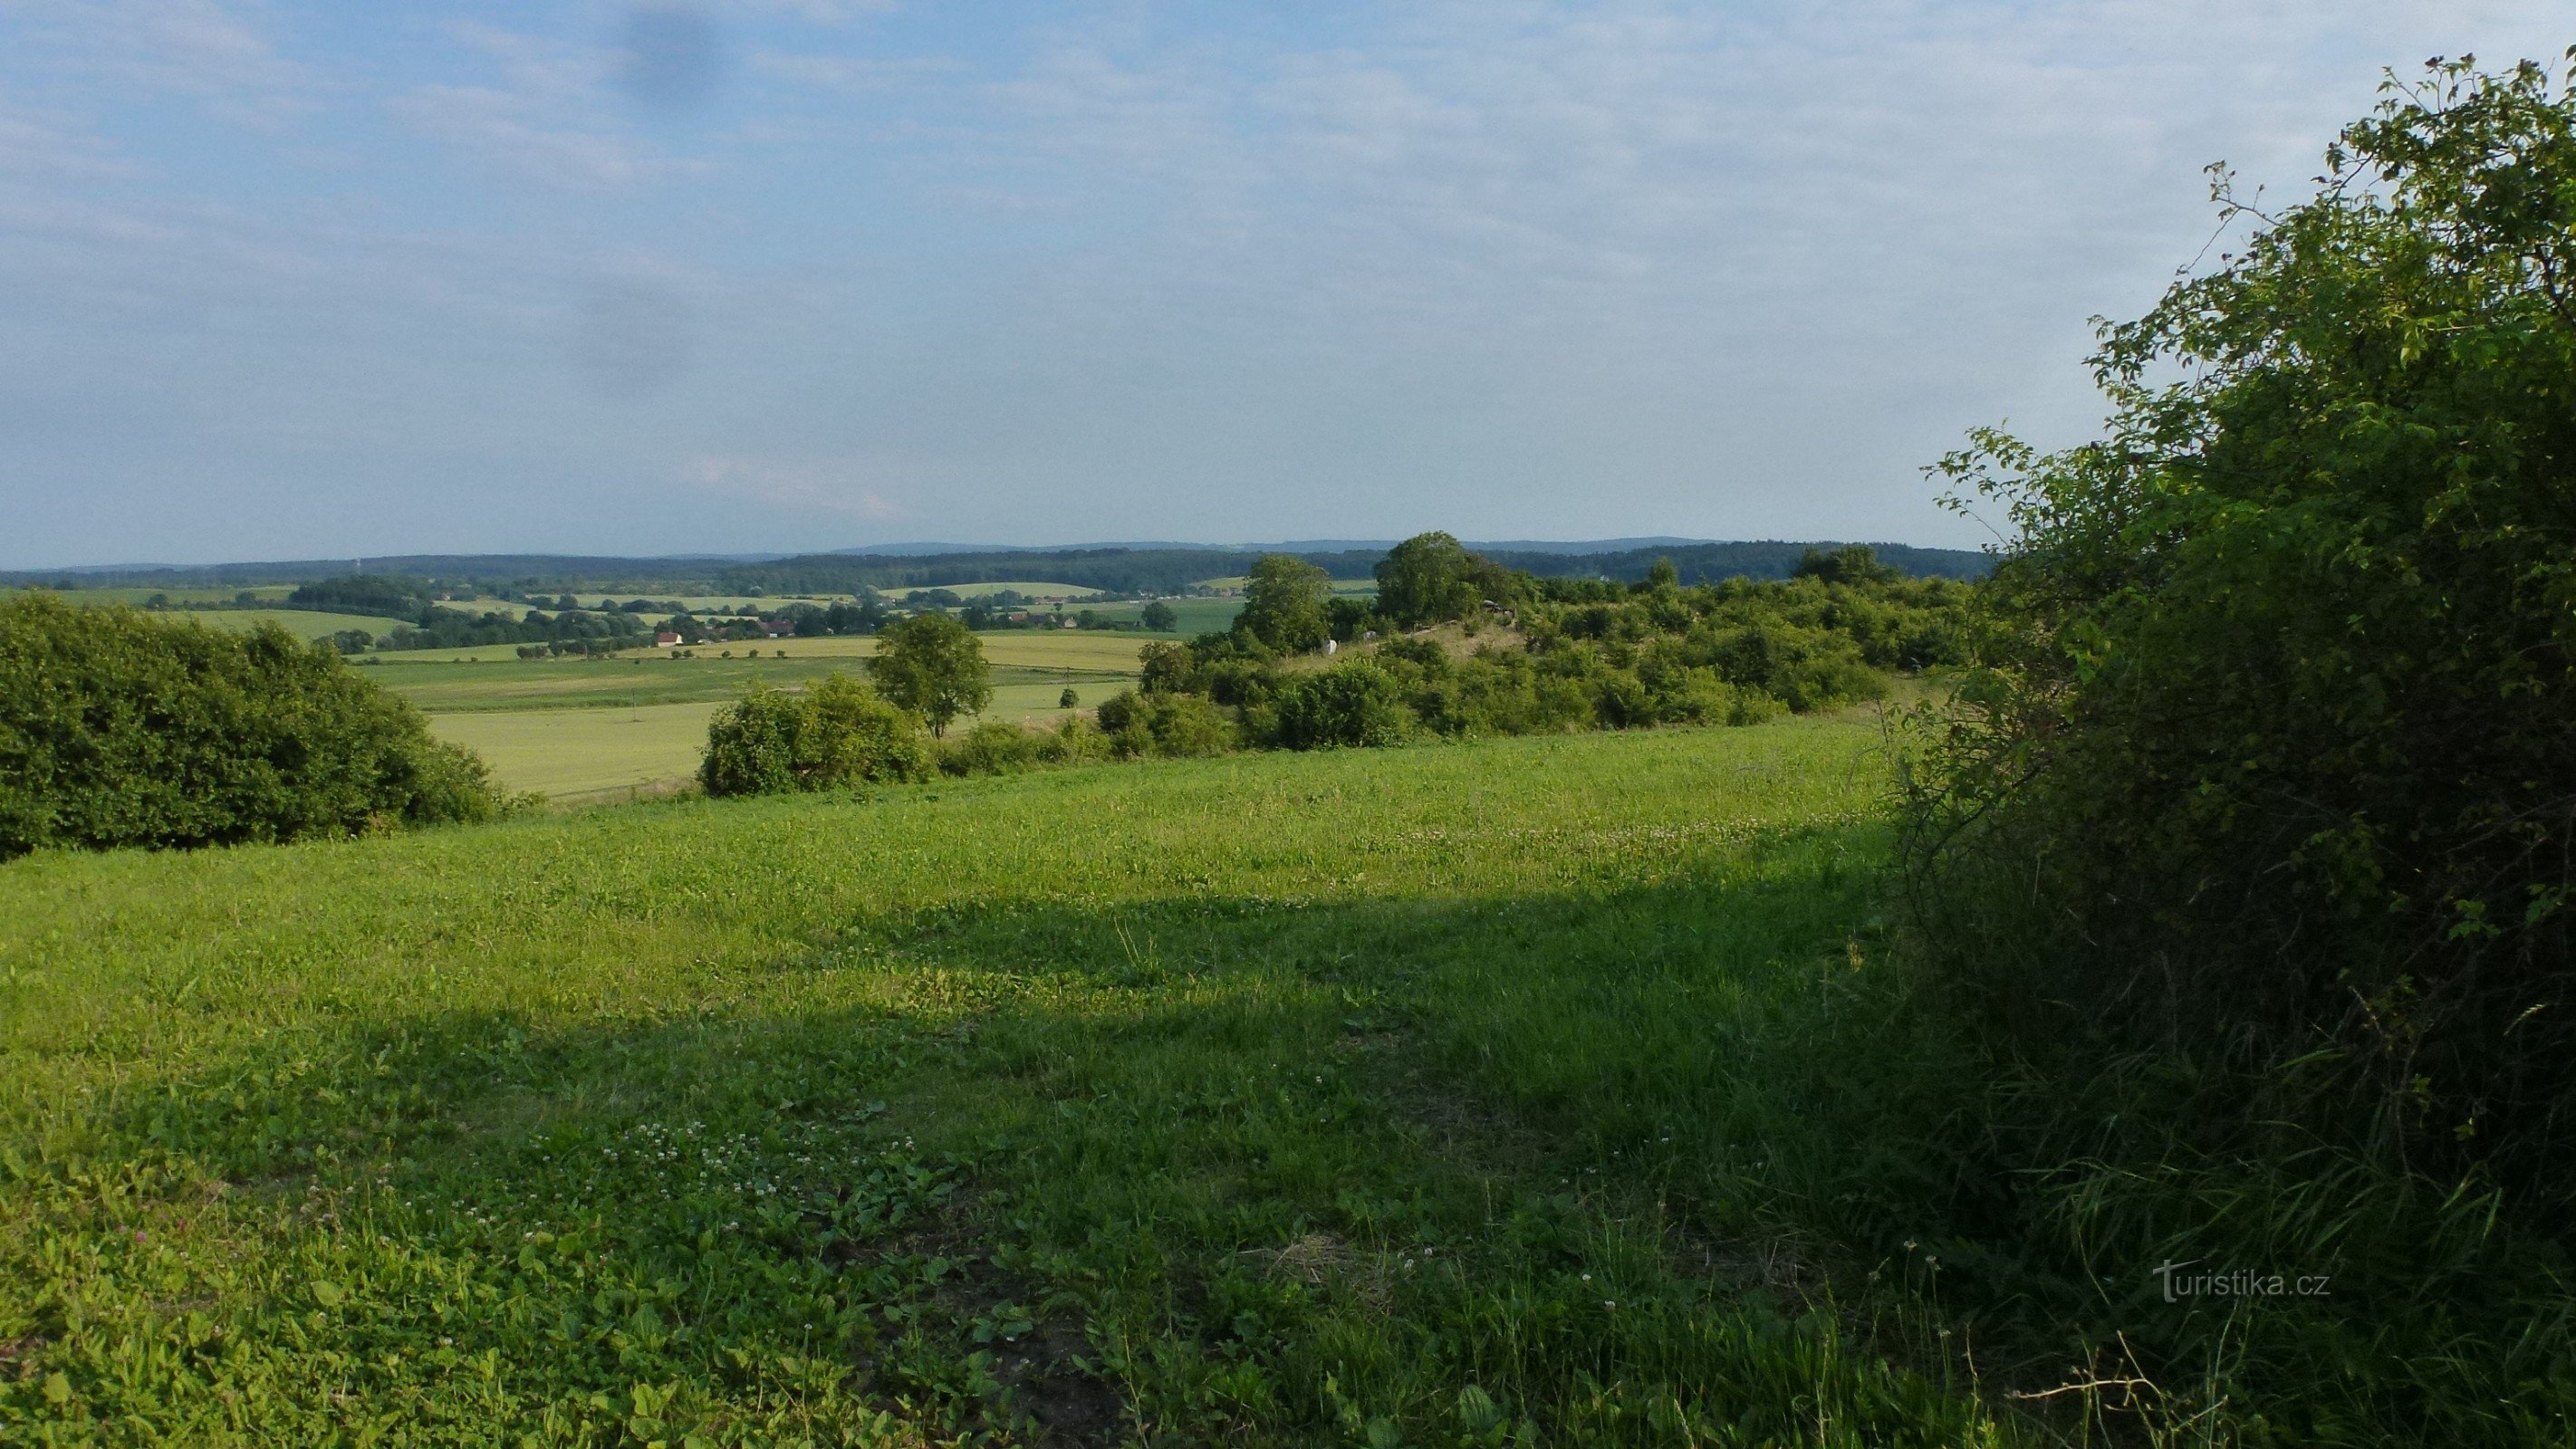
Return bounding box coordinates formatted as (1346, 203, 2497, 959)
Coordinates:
(382, 657, 1125, 715)
(0, 720, 2005, 1445)
(428, 702, 726, 801)
(394, 641, 1141, 798)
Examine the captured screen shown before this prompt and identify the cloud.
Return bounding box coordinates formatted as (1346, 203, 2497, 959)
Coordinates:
(389, 83, 710, 190)
(5, 0, 317, 123)
(0, 107, 131, 179)
(687, 456, 902, 520)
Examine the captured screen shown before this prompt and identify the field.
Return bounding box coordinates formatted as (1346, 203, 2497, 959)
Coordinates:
(391, 635, 1149, 799)
(0, 720, 2014, 1445)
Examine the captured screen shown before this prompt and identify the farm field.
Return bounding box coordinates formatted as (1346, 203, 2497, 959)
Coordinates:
(428, 702, 723, 801)
(0, 720, 2002, 1445)
(398, 638, 1144, 797)
(382, 657, 1124, 715)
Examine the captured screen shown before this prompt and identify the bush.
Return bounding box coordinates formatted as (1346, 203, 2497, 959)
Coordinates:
(1033, 715, 1111, 765)
(1909, 59, 2576, 1191)
(0, 594, 503, 857)
(937, 721, 1042, 778)
(1095, 690, 1235, 759)
(699, 674, 925, 797)
(1264, 662, 1409, 749)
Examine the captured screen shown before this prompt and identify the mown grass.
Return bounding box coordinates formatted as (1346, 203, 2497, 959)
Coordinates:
(0, 721, 2014, 1445)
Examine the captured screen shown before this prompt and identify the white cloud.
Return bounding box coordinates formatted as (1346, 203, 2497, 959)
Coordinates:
(388, 83, 710, 190)
(687, 456, 902, 520)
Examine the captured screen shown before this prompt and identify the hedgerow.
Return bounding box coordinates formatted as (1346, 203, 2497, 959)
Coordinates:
(0, 592, 502, 856)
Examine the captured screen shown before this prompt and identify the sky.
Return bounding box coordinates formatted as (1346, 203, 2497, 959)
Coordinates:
(0, 3, 2567, 568)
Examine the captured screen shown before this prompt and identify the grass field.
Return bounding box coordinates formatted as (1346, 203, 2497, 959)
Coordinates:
(397, 638, 1144, 798)
(0, 722, 2019, 1445)
(426, 703, 727, 801)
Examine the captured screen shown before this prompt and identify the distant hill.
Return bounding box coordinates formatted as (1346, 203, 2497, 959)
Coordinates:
(4, 539, 1990, 595)
(716, 540, 1987, 595)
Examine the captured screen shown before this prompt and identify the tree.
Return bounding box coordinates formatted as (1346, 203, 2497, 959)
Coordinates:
(1374, 532, 1506, 628)
(868, 611, 991, 735)
(1793, 545, 1898, 586)
(1139, 600, 1178, 632)
(1059, 687, 1080, 708)
(1235, 554, 1331, 651)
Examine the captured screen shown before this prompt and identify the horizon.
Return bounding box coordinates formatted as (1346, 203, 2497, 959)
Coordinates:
(5, 532, 1989, 578)
(4, 4, 2563, 568)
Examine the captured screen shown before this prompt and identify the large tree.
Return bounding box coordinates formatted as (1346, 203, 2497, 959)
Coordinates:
(1234, 554, 1331, 652)
(867, 611, 991, 736)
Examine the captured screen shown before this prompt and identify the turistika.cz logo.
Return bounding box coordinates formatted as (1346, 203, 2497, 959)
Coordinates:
(2154, 1260, 2331, 1303)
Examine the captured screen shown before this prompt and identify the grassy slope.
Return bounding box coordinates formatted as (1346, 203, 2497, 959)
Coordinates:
(0, 723, 2004, 1446)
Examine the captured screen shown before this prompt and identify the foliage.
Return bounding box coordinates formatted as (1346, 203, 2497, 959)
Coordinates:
(1164, 534, 1964, 753)
(0, 593, 502, 857)
(1257, 661, 1410, 749)
(1793, 544, 1901, 587)
(1139, 600, 1177, 631)
(285, 573, 437, 618)
(936, 720, 1043, 778)
(1908, 56, 2576, 1193)
(1234, 555, 1333, 653)
(1374, 531, 1520, 628)
(1094, 688, 1236, 759)
(868, 612, 993, 736)
(698, 674, 927, 796)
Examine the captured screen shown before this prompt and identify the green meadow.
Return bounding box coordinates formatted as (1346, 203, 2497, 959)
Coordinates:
(0, 721, 2011, 1445)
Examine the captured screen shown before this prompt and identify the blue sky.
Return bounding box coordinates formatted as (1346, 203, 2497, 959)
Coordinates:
(0, 2, 2565, 567)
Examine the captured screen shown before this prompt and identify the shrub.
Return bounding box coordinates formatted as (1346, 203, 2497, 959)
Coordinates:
(1096, 690, 1235, 759)
(1908, 58, 2576, 1195)
(0, 593, 502, 857)
(1264, 662, 1409, 749)
(937, 721, 1042, 778)
(1033, 715, 1111, 764)
(699, 674, 925, 797)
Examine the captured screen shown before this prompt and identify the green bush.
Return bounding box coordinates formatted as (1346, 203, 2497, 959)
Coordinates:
(1095, 690, 1235, 759)
(698, 674, 925, 797)
(1033, 715, 1110, 765)
(936, 720, 1043, 778)
(0, 593, 502, 857)
(1910, 58, 2576, 1183)
(1263, 662, 1410, 749)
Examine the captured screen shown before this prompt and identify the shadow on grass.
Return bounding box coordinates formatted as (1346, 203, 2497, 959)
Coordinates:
(21, 829, 2515, 1445)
